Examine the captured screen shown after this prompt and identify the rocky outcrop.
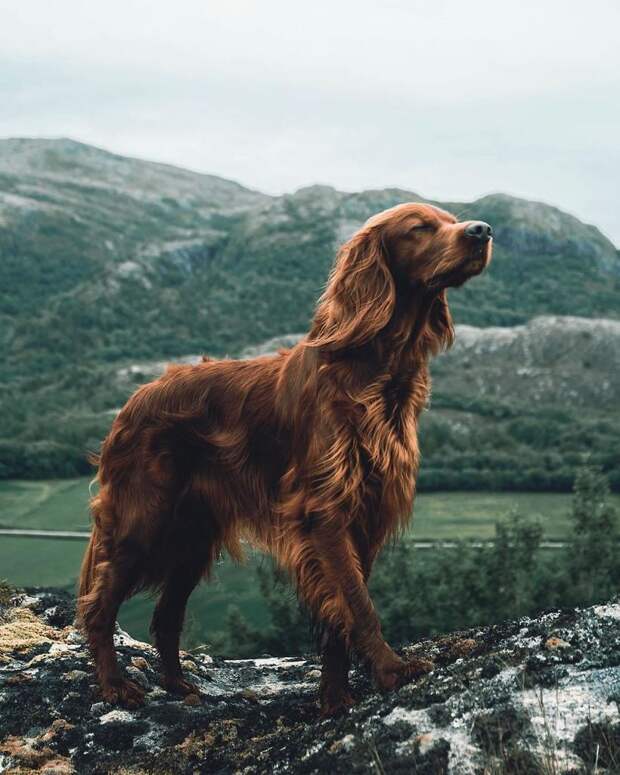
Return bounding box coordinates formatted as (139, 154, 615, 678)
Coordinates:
(436, 315, 620, 410)
(116, 315, 619, 409)
(2, 589, 620, 773)
(238, 316, 620, 408)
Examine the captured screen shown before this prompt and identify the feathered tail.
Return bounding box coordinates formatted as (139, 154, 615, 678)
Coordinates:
(78, 524, 99, 606)
(76, 485, 113, 629)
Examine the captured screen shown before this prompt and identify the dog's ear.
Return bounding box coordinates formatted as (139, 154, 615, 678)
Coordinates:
(422, 290, 454, 355)
(308, 228, 395, 351)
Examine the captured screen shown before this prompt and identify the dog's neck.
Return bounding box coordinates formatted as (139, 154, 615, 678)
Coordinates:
(281, 285, 448, 417)
(338, 284, 444, 382)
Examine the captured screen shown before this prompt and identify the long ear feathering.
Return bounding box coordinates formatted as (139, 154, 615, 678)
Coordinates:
(307, 227, 395, 351)
(423, 290, 455, 355)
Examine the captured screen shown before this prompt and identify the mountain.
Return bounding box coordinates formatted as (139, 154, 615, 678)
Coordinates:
(0, 138, 268, 368)
(1, 138, 618, 370)
(0, 138, 618, 485)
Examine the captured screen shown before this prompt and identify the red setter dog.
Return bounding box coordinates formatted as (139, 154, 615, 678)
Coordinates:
(78, 203, 492, 715)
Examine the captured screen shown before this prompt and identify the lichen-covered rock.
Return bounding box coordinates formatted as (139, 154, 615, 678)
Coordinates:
(2, 590, 620, 773)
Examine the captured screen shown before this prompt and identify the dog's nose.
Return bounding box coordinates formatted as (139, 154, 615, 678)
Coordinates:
(464, 221, 493, 242)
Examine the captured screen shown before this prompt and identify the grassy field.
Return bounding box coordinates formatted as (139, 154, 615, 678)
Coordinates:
(0, 478, 583, 537)
(2, 477, 611, 644)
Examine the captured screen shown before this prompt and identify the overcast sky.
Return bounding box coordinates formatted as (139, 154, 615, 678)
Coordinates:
(1, 0, 619, 243)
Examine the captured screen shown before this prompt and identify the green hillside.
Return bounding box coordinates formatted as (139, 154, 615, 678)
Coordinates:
(0, 138, 619, 485)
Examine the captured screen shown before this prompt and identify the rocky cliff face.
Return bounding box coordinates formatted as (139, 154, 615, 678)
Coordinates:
(237, 316, 620, 411)
(118, 315, 620, 411)
(2, 589, 620, 774)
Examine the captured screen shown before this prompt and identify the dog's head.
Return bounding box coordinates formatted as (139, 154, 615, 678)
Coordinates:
(309, 202, 492, 353)
(365, 202, 492, 289)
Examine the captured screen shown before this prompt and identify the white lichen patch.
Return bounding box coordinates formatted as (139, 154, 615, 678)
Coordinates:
(302, 740, 325, 760)
(242, 657, 307, 669)
(48, 642, 73, 656)
(242, 674, 315, 697)
(99, 709, 135, 725)
(517, 672, 620, 770)
(513, 626, 543, 650)
(133, 727, 167, 752)
(443, 728, 480, 775)
(383, 705, 430, 727)
(113, 629, 155, 651)
(593, 603, 620, 621)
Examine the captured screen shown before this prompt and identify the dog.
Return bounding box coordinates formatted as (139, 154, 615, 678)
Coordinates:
(78, 202, 492, 715)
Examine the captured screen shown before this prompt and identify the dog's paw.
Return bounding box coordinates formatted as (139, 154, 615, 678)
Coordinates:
(373, 656, 434, 692)
(101, 677, 146, 708)
(319, 683, 356, 717)
(162, 675, 201, 698)
(399, 656, 434, 682)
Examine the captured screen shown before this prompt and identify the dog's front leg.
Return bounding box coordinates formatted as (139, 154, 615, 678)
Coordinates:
(319, 629, 354, 716)
(306, 526, 433, 696)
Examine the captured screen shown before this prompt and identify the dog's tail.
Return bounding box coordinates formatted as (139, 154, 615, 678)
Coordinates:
(78, 525, 99, 605)
(76, 485, 115, 629)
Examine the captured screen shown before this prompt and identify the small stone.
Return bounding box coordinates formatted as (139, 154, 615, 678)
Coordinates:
(183, 693, 202, 706)
(126, 665, 149, 688)
(99, 709, 135, 724)
(65, 630, 83, 645)
(306, 669, 322, 680)
(41, 757, 77, 774)
(40, 718, 75, 742)
(181, 659, 197, 671)
(131, 656, 149, 671)
(90, 702, 106, 716)
(62, 669, 89, 682)
(330, 734, 356, 753)
(48, 643, 71, 656)
(416, 733, 435, 755)
(20, 594, 40, 608)
(27, 653, 50, 667)
(544, 636, 571, 651)
(6, 673, 33, 685)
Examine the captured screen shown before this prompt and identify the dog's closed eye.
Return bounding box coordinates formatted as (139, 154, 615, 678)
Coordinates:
(409, 222, 434, 233)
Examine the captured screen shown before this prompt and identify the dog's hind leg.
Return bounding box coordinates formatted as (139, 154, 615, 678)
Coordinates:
(150, 486, 219, 697)
(81, 538, 146, 708)
(150, 557, 206, 696)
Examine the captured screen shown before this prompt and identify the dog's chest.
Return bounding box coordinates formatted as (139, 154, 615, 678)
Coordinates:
(357, 369, 429, 479)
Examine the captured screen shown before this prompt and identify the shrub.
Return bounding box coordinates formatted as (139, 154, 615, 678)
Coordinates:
(220, 466, 620, 656)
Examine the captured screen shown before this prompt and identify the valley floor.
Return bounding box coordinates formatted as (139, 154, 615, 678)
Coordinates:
(1, 478, 617, 645)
